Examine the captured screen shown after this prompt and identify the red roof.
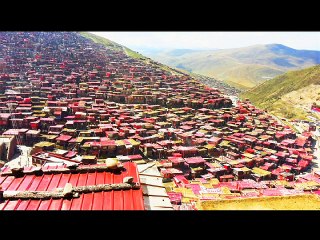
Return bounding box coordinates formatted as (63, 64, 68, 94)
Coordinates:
(302, 132, 312, 138)
(237, 180, 257, 190)
(185, 157, 205, 164)
(65, 151, 77, 158)
(186, 184, 201, 194)
(175, 146, 198, 152)
(208, 136, 221, 144)
(173, 175, 189, 187)
(275, 152, 288, 158)
(220, 174, 234, 179)
(167, 192, 183, 202)
(298, 160, 309, 168)
(261, 188, 283, 196)
(100, 140, 116, 146)
(245, 148, 255, 154)
(0, 162, 144, 210)
(56, 134, 73, 142)
(168, 157, 185, 164)
(295, 136, 307, 147)
(128, 154, 143, 160)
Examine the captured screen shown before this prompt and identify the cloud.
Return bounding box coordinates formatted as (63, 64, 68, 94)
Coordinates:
(91, 32, 320, 51)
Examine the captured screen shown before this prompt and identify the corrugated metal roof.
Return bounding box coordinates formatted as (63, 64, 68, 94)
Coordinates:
(0, 162, 144, 210)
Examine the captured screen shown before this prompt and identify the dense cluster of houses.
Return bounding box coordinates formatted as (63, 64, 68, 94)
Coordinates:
(165, 169, 320, 209)
(0, 32, 318, 210)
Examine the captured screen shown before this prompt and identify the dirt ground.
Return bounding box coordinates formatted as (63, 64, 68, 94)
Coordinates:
(199, 194, 320, 210)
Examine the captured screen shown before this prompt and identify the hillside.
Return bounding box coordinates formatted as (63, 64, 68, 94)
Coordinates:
(80, 32, 147, 60)
(0, 32, 319, 211)
(142, 44, 320, 90)
(241, 65, 320, 120)
(186, 72, 241, 96)
(81, 33, 239, 95)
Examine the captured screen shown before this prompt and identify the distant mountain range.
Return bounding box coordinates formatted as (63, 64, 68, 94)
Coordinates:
(241, 65, 320, 120)
(141, 44, 320, 89)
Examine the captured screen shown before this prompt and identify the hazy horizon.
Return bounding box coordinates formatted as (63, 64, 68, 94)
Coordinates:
(91, 32, 320, 52)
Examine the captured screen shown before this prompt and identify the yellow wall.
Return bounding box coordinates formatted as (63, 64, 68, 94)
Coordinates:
(199, 194, 320, 210)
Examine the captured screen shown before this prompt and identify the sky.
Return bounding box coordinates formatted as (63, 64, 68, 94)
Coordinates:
(91, 32, 320, 51)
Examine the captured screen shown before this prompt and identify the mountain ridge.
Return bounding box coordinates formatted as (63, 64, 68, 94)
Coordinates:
(141, 44, 320, 89)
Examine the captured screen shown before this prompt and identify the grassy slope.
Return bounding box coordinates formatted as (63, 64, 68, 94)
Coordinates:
(80, 32, 183, 76)
(241, 65, 320, 120)
(147, 50, 283, 89)
(80, 32, 123, 51)
(219, 64, 284, 88)
(80, 32, 146, 59)
(144, 44, 320, 90)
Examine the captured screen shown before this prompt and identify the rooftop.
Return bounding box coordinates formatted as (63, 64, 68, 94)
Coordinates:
(0, 162, 144, 210)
